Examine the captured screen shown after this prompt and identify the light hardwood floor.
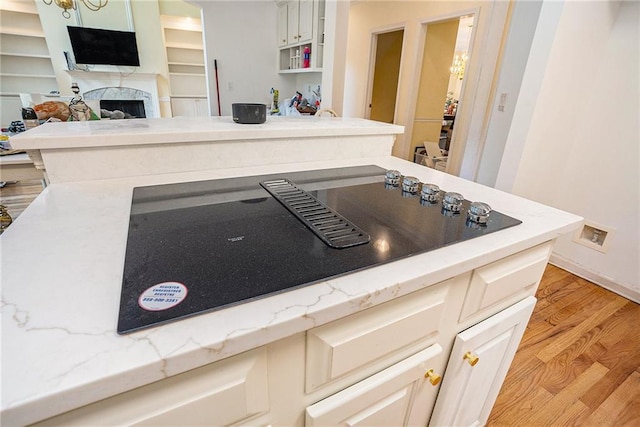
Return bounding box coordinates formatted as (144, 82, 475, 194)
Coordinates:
(488, 264, 640, 426)
(1, 182, 638, 425)
(0, 179, 44, 221)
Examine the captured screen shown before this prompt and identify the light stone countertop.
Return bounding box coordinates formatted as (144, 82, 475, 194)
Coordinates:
(9, 116, 405, 150)
(0, 156, 582, 426)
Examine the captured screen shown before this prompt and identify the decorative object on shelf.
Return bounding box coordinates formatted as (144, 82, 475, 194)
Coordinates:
(42, 0, 108, 19)
(68, 83, 99, 121)
(303, 46, 311, 68)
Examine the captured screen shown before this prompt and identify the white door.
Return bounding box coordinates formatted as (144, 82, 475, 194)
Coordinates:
(429, 296, 536, 427)
(306, 344, 444, 427)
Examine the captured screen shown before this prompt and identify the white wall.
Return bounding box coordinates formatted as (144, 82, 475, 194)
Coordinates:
(498, 0, 639, 301)
(195, 0, 296, 116)
(475, 0, 543, 186)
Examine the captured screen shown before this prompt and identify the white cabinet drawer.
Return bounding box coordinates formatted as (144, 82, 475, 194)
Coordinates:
(306, 344, 444, 427)
(34, 348, 269, 426)
(306, 279, 451, 392)
(459, 241, 552, 324)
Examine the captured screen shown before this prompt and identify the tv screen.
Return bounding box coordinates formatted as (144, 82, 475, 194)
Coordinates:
(67, 26, 140, 67)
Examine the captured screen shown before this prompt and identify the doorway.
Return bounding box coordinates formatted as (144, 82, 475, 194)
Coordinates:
(368, 29, 404, 123)
(411, 15, 475, 172)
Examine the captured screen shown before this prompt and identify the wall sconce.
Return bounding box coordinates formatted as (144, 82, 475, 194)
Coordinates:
(42, 0, 109, 19)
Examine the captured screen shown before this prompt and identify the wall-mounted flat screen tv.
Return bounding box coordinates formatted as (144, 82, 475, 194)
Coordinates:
(67, 26, 140, 66)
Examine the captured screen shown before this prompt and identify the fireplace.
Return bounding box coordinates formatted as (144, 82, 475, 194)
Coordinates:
(100, 99, 146, 119)
(66, 71, 161, 118)
(85, 87, 153, 119)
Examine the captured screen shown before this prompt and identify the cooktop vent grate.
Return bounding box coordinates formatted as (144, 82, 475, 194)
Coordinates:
(260, 179, 371, 249)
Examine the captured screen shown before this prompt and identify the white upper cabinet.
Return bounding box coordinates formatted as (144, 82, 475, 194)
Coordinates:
(277, 2, 288, 47)
(277, 0, 324, 72)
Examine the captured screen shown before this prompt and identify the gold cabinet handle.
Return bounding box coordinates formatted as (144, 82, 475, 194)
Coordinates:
(424, 369, 442, 386)
(464, 351, 479, 366)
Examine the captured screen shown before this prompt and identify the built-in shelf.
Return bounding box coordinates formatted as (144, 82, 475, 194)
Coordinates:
(278, 68, 322, 74)
(164, 43, 204, 50)
(0, 73, 56, 79)
(0, 52, 51, 59)
(161, 15, 208, 117)
(1, 2, 58, 126)
(168, 61, 205, 67)
(277, 0, 325, 73)
(169, 72, 206, 77)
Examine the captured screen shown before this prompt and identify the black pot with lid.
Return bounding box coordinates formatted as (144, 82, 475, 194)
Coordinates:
(232, 103, 267, 124)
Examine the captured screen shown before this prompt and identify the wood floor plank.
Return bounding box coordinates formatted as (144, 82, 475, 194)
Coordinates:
(554, 398, 591, 427)
(488, 265, 640, 426)
(517, 362, 609, 426)
(580, 327, 640, 410)
(584, 370, 640, 426)
(487, 382, 553, 426)
(535, 298, 629, 362)
(0, 179, 44, 221)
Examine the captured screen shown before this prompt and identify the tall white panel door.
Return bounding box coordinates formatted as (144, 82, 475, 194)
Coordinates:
(430, 296, 537, 427)
(306, 344, 444, 427)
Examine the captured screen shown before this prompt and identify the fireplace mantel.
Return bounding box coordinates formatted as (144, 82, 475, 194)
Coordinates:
(65, 70, 161, 118)
(66, 70, 160, 82)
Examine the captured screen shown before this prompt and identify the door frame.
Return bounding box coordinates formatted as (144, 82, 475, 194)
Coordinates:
(364, 23, 407, 122)
(404, 2, 510, 178)
(403, 7, 479, 172)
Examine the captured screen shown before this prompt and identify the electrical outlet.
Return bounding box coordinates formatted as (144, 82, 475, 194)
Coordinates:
(228, 81, 233, 90)
(572, 221, 615, 253)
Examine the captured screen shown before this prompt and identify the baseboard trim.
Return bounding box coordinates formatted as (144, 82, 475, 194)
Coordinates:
(549, 253, 640, 304)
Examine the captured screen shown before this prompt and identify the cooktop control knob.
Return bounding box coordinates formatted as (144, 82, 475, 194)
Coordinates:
(402, 176, 420, 194)
(467, 201, 492, 224)
(420, 183, 440, 203)
(442, 192, 464, 212)
(384, 170, 401, 186)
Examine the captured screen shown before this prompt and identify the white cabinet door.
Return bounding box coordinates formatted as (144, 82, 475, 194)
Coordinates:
(286, 0, 299, 45)
(430, 296, 537, 427)
(277, 2, 288, 47)
(170, 98, 209, 117)
(306, 344, 444, 427)
(298, 0, 314, 43)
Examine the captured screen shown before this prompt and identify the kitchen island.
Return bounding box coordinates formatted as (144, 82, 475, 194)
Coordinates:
(2, 117, 582, 426)
(10, 116, 403, 184)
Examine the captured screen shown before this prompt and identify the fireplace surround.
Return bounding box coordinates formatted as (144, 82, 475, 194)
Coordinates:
(66, 71, 160, 118)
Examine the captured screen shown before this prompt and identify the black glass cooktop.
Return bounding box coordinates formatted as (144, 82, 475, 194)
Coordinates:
(117, 165, 521, 334)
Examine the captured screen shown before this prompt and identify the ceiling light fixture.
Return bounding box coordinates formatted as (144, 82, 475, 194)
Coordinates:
(450, 23, 473, 81)
(42, 0, 109, 19)
(450, 53, 468, 81)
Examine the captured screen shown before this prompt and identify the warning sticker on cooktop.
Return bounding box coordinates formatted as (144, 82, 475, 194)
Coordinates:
(138, 282, 188, 311)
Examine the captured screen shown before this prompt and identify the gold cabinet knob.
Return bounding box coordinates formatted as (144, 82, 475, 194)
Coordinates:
(424, 369, 442, 386)
(464, 351, 479, 366)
